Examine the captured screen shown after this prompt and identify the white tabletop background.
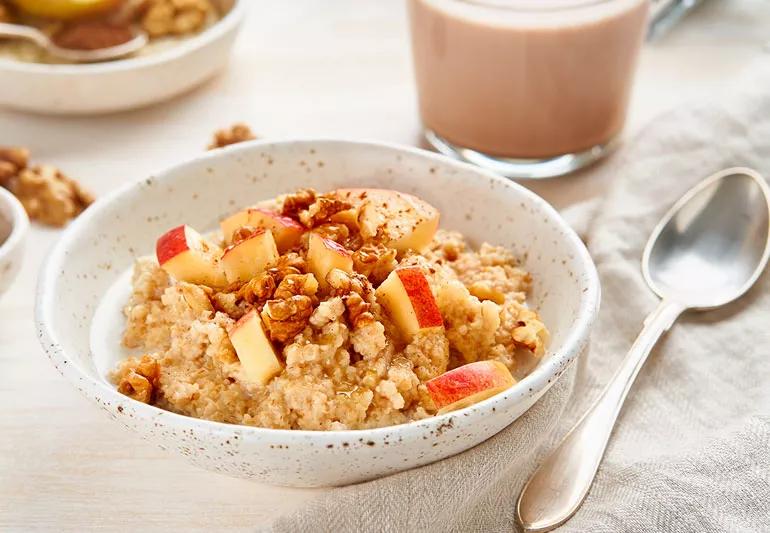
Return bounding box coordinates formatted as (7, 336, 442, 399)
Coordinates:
(1, 0, 768, 530)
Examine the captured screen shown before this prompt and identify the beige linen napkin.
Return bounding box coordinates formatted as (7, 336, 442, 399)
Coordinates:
(272, 64, 770, 532)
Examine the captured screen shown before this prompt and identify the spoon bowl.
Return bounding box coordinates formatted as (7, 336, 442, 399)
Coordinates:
(643, 167, 770, 309)
(0, 22, 148, 62)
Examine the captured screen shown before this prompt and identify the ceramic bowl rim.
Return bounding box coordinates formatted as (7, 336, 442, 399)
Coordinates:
(0, 0, 246, 75)
(0, 186, 29, 263)
(35, 138, 600, 443)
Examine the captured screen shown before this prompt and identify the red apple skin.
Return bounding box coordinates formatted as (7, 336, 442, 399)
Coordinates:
(426, 361, 514, 411)
(156, 225, 189, 265)
(320, 235, 351, 257)
(396, 267, 443, 329)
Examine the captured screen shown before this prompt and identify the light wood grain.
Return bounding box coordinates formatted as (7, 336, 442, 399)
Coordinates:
(1, 0, 768, 530)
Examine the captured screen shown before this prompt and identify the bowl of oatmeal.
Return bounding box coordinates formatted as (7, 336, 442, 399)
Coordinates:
(0, 0, 245, 114)
(36, 139, 600, 486)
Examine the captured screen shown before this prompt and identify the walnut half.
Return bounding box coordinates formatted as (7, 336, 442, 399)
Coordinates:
(5, 164, 94, 227)
(260, 295, 314, 343)
(117, 355, 160, 404)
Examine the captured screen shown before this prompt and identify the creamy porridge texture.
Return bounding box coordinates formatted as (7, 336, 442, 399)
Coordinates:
(113, 188, 549, 430)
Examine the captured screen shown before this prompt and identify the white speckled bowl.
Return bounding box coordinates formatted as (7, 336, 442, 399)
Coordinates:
(0, 187, 28, 298)
(35, 139, 600, 487)
(0, 0, 245, 115)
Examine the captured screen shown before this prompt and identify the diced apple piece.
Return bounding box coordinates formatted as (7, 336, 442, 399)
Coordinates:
(156, 224, 226, 288)
(335, 188, 440, 252)
(426, 360, 516, 414)
(375, 266, 443, 340)
(220, 208, 304, 251)
(221, 229, 279, 284)
(307, 232, 353, 289)
(227, 309, 282, 385)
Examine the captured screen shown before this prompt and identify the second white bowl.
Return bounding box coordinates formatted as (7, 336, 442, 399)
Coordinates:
(0, 0, 246, 115)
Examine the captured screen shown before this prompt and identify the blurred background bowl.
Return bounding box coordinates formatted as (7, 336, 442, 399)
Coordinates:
(0, 0, 246, 115)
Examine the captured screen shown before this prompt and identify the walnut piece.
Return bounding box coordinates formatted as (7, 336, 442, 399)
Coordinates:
(0, 146, 29, 186)
(325, 268, 371, 298)
(5, 164, 94, 227)
(208, 123, 256, 150)
(141, 0, 213, 38)
(260, 295, 314, 343)
(117, 355, 160, 404)
(281, 188, 316, 219)
(237, 270, 278, 306)
(274, 273, 318, 300)
(345, 292, 374, 328)
(298, 195, 352, 228)
(352, 244, 397, 284)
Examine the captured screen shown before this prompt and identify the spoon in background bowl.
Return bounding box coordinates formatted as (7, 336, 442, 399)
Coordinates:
(0, 21, 147, 62)
(517, 167, 770, 532)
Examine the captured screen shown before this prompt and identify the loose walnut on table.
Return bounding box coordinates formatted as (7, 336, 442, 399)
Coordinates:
(208, 123, 257, 150)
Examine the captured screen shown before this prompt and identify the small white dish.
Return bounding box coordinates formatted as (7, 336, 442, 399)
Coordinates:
(0, 187, 28, 297)
(35, 139, 600, 487)
(0, 0, 246, 115)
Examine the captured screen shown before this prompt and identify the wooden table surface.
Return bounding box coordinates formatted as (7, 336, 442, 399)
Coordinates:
(1, 1, 768, 530)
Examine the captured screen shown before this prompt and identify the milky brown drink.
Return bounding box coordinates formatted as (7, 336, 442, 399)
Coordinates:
(408, 0, 649, 159)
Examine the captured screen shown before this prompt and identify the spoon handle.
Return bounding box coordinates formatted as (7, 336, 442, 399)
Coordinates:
(517, 299, 686, 532)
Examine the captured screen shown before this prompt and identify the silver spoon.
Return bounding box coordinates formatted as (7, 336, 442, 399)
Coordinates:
(517, 167, 770, 532)
(0, 21, 147, 62)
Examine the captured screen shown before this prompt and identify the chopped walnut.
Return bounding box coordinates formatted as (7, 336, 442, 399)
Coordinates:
(298, 195, 352, 228)
(313, 223, 350, 244)
(0, 146, 28, 186)
(117, 355, 160, 404)
(352, 244, 397, 284)
(6, 164, 94, 227)
(325, 268, 371, 298)
(237, 270, 278, 306)
(345, 292, 375, 328)
(260, 295, 314, 343)
(210, 290, 249, 319)
(281, 188, 316, 219)
(141, 0, 213, 38)
(208, 123, 256, 150)
(274, 273, 319, 300)
(230, 225, 264, 245)
(275, 252, 307, 274)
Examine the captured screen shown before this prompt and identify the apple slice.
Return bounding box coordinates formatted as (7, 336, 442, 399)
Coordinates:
(426, 360, 516, 414)
(221, 229, 279, 284)
(375, 266, 443, 340)
(156, 224, 226, 287)
(227, 309, 283, 385)
(220, 208, 304, 251)
(307, 232, 353, 289)
(335, 188, 440, 252)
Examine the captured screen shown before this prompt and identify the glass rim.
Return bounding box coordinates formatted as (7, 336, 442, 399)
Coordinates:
(457, 0, 622, 12)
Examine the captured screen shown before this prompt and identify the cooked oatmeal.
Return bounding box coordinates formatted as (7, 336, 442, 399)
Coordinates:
(113, 188, 549, 430)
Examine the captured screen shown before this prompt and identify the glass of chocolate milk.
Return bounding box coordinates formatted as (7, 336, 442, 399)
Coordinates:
(408, 0, 650, 178)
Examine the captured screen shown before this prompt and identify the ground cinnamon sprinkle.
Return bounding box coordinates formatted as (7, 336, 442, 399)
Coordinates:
(0, 146, 94, 227)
